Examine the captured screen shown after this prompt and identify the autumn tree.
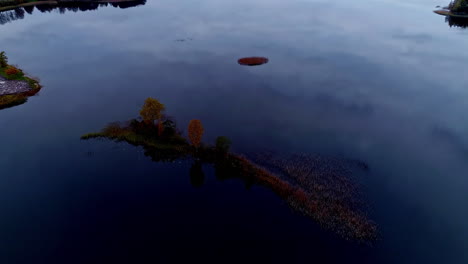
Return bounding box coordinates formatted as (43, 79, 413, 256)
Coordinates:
(139, 97, 165, 126)
(188, 119, 204, 148)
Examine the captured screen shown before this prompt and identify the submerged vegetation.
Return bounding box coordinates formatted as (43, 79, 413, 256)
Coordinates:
(248, 152, 375, 239)
(0, 51, 41, 110)
(81, 98, 378, 241)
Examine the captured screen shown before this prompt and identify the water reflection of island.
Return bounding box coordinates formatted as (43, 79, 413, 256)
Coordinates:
(81, 97, 378, 242)
(434, 0, 468, 28)
(445, 15, 468, 28)
(0, 0, 146, 25)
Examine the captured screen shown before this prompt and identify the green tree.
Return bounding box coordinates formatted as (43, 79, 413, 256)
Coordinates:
(162, 118, 177, 137)
(450, 0, 468, 12)
(215, 136, 231, 153)
(0, 51, 8, 68)
(139, 97, 165, 125)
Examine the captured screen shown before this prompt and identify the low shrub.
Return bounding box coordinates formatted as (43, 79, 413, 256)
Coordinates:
(5, 65, 20, 75)
(4, 65, 23, 80)
(215, 136, 231, 153)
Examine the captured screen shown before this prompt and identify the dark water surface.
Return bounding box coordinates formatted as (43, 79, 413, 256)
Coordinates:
(1, 0, 468, 263)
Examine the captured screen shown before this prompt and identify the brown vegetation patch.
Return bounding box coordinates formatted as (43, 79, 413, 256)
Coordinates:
(225, 154, 377, 241)
(238, 57, 269, 66)
(5, 65, 21, 76)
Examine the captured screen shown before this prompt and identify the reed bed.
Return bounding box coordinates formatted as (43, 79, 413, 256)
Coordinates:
(227, 154, 377, 241)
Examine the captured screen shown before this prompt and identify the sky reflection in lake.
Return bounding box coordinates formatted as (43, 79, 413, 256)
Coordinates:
(0, 0, 467, 263)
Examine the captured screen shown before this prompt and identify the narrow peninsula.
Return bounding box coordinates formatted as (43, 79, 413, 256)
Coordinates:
(82, 97, 378, 242)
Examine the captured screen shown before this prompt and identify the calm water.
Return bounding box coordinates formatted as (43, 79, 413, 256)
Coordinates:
(1, 0, 468, 263)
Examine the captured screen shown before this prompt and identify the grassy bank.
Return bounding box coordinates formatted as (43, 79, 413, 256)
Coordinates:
(81, 121, 190, 161)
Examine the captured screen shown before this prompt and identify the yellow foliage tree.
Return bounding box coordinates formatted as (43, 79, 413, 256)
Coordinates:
(188, 119, 204, 148)
(139, 97, 165, 125)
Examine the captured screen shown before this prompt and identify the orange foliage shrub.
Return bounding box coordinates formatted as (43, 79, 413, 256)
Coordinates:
(5, 66, 21, 76)
(188, 119, 204, 147)
(158, 122, 164, 137)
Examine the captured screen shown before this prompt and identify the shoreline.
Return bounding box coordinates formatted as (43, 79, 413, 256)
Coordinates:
(0, 66, 41, 110)
(0, 0, 138, 12)
(434, 9, 468, 18)
(0, 1, 57, 12)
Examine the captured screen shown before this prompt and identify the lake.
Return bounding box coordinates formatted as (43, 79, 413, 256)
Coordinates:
(0, 0, 467, 263)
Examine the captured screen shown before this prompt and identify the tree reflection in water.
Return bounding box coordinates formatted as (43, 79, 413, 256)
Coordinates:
(0, 0, 146, 25)
(190, 161, 205, 188)
(446, 16, 468, 28)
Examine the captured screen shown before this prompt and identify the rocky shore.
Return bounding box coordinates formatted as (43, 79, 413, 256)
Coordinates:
(0, 51, 42, 110)
(0, 75, 31, 96)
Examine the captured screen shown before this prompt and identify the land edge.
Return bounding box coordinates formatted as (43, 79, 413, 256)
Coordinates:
(434, 9, 468, 18)
(0, 69, 42, 110)
(0, 0, 138, 12)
